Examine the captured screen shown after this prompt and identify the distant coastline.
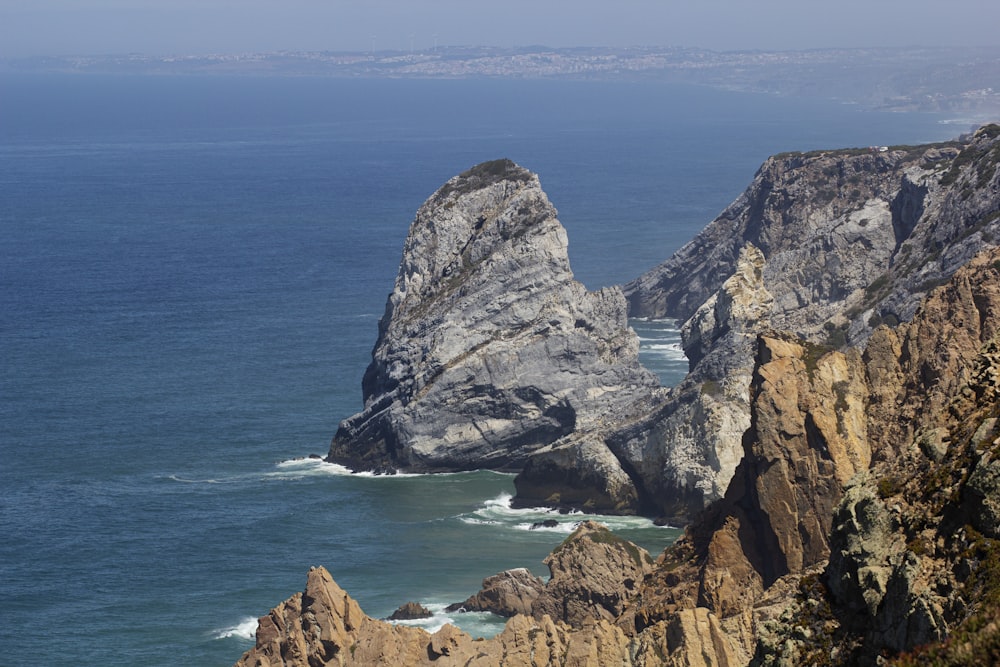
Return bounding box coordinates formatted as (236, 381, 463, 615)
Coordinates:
(3, 45, 999, 115)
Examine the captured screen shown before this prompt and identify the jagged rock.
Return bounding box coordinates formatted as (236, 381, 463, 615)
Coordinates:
(719, 334, 869, 585)
(246, 132, 1000, 667)
(327, 159, 664, 512)
(445, 568, 544, 617)
(602, 212, 1000, 665)
(513, 431, 645, 514)
(326, 129, 1000, 523)
(388, 601, 433, 620)
(826, 476, 899, 618)
(746, 246, 1000, 663)
(236, 566, 641, 667)
(681, 243, 774, 369)
(617, 128, 1000, 518)
(661, 608, 741, 667)
(449, 522, 655, 627)
(531, 520, 653, 627)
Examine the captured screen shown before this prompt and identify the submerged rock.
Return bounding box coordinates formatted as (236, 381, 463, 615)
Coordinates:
(388, 601, 433, 620)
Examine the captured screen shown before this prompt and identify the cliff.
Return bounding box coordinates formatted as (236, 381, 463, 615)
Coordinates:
(241, 127, 1000, 666)
(331, 127, 1000, 522)
(615, 125, 1000, 518)
(624, 246, 1000, 664)
(327, 159, 664, 511)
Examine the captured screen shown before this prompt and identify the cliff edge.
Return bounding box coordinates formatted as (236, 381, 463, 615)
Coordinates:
(616, 125, 1000, 518)
(242, 128, 1000, 666)
(237, 247, 1000, 664)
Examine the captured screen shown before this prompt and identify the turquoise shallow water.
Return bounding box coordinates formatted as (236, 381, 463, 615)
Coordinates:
(0, 74, 962, 666)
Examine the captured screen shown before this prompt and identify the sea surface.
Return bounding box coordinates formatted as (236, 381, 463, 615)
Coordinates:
(0, 73, 963, 666)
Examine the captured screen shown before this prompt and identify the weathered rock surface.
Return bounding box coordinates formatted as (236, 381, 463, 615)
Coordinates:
(532, 520, 653, 627)
(327, 159, 664, 513)
(240, 252, 1000, 667)
(618, 246, 1000, 664)
(235, 538, 735, 667)
(245, 129, 1000, 667)
(446, 568, 544, 617)
(327, 128, 1000, 522)
(447, 521, 653, 626)
(616, 126, 1000, 517)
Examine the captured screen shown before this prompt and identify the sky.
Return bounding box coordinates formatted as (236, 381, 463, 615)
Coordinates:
(1, 0, 998, 58)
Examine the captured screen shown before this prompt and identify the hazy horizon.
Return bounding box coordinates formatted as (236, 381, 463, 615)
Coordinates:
(2, 0, 998, 59)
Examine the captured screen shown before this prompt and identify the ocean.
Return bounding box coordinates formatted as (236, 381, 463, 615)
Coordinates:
(0, 73, 963, 666)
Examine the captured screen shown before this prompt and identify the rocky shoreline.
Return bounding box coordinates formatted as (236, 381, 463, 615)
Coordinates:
(238, 124, 1000, 665)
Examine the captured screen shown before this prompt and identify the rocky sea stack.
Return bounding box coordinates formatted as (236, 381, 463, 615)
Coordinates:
(328, 159, 665, 511)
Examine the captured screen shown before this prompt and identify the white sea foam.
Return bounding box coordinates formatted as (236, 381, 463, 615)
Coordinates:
(387, 603, 507, 639)
(459, 491, 671, 533)
(272, 458, 517, 481)
(167, 474, 225, 484)
(643, 343, 685, 357)
(272, 457, 356, 477)
(271, 457, 422, 479)
(213, 617, 258, 641)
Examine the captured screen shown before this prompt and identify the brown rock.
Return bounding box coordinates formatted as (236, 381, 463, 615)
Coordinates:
(531, 520, 653, 627)
(446, 568, 544, 617)
(662, 608, 740, 667)
(234, 566, 641, 667)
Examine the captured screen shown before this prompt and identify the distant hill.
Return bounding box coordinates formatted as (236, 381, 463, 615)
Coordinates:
(4, 45, 999, 115)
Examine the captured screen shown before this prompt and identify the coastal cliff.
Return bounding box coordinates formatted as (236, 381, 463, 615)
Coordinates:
(617, 126, 1000, 518)
(238, 247, 1000, 666)
(330, 127, 1000, 521)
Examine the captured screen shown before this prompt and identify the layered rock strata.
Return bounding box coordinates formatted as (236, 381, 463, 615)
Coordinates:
(626, 246, 1000, 664)
(240, 210, 1000, 666)
(328, 159, 664, 514)
(246, 126, 1000, 666)
(616, 126, 1000, 516)
(330, 127, 1000, 522)
(449, 521, 654, 625)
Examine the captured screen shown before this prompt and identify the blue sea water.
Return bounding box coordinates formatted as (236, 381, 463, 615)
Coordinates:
(0, 73, 962, 666)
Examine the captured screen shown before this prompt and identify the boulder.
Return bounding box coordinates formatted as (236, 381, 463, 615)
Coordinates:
(445, 568, 544, 617)
(532, 520, 653, 627)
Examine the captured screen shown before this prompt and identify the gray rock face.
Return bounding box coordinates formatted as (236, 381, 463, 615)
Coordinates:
(328, 159, 662, 477)
(616, 127, 1000, 515)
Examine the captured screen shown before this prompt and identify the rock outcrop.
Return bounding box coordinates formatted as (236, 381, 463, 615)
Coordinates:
(235, 536, 735, 667)
(532, 520, 653, 626)
(615, 126, 1000, 517)
(447, 521, 653, 626)
(327, 128, 1000, 522)
(446, 568, 544, 617)
(628, 246, 1000, 664)
(244, 128, 1000, 667)
(327, 159, 664, 512)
